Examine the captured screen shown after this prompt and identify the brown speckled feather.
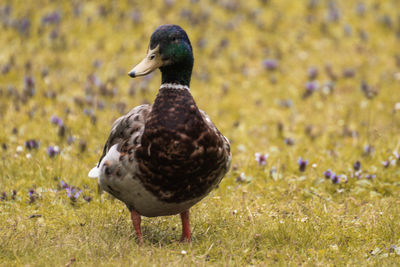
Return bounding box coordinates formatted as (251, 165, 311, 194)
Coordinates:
(98, 104, 151, 167)
(135, 86, 231, 203)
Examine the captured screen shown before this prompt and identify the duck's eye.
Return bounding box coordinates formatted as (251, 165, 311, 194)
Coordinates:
(149, 54, 156, 60)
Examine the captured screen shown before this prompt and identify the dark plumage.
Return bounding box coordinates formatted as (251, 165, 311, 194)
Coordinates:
(89, 24, 231, 243)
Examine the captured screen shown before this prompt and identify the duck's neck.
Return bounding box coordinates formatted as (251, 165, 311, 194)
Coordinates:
(160, 63, 192, 86)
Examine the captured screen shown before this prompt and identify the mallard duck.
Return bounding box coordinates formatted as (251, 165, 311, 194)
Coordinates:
(88, 24, 231, 243)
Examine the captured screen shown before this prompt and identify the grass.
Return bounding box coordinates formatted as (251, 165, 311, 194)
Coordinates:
(1, 0, 400, 265)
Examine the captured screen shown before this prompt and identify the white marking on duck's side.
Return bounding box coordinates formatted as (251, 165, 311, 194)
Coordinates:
(160, 83, 190, 91)
(88, 144, 120, 179)
(88, 166, 100, 178)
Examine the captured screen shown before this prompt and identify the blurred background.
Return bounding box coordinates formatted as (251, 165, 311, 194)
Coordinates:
(1, 0, 400, 264)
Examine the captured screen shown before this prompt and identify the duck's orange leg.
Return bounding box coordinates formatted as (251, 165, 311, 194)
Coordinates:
(180, 210, 191, 242)
(130, 209, 143, 245)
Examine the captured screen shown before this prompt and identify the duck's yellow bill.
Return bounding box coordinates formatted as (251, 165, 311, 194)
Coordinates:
(128, 45, 162, 78)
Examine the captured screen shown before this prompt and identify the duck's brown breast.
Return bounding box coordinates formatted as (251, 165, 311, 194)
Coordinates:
(135, 87, 230, 203)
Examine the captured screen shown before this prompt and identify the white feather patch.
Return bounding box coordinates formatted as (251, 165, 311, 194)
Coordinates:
(88, 166, 100, 178)
(88, 144, 120, 178)
(101, 144, 120, 163)
(160, 83, 190, 91)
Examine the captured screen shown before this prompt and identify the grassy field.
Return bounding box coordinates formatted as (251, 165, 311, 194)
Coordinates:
(1, 0, 400, 265)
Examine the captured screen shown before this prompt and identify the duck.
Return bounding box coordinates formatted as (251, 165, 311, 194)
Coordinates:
(88, 24, 231, 244)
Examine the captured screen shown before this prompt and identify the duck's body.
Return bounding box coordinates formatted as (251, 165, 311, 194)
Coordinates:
(89, 25, 231, 243)
(94, 84, 230, 217)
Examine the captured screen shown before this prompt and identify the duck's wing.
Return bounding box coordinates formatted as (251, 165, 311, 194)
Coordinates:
(199, 109, 231, 162)
(88, 104, 151, 177)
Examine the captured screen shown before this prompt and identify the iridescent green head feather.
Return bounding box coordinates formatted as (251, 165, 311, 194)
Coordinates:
(129, 25, 194, 86)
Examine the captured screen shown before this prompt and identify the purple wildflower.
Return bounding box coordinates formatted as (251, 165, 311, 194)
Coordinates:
(66, 187, 82, 201)
(50, 115, 63, 126)
(284, 137, 295, 146)
(356, 2, 366, 16)
(382, 160, 390, 168)
(41, 11, 61, 25)
(15, 18, 31, 36)
(263, 58, 278, 70)
(23, 75, 35, 97)
(323, 169, 332, 179)
(278, 99, 293, 108)
(47, 146, 60, 157)
(87, 74, 102, 87)
(83, 108, 94, 116)
(365, 174, 376, 180)
(360, 80, 377, 99)
(343, 24, 352, 36)
(49, 29, 59, 39)
(303, 81, 319, 98)
(130, 9, 142, 24)
(298, 157, 309, 172)
(331, 173, 340, 184)
(83, 195, 92, 202)
(255, 153, 268, 166)
(97, 100, 105, 110)
(326, 1, 341, 22)
(24, 75, 35, 88)
(307, 66, 318, 80)
(363, 145, 374, 156)
(343, 68, 356, 78)
(28, 189, 37, 203)
(0, 192, 6, 201)
(60, 180, 69, 189)
(306, 81, 319, 91)
(67, 136, 75, 145)
(24, 139, 40, 150)
(353, 160, 361, 171)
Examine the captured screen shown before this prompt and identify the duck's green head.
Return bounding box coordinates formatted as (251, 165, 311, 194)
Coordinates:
(129, 24, 194, 86)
